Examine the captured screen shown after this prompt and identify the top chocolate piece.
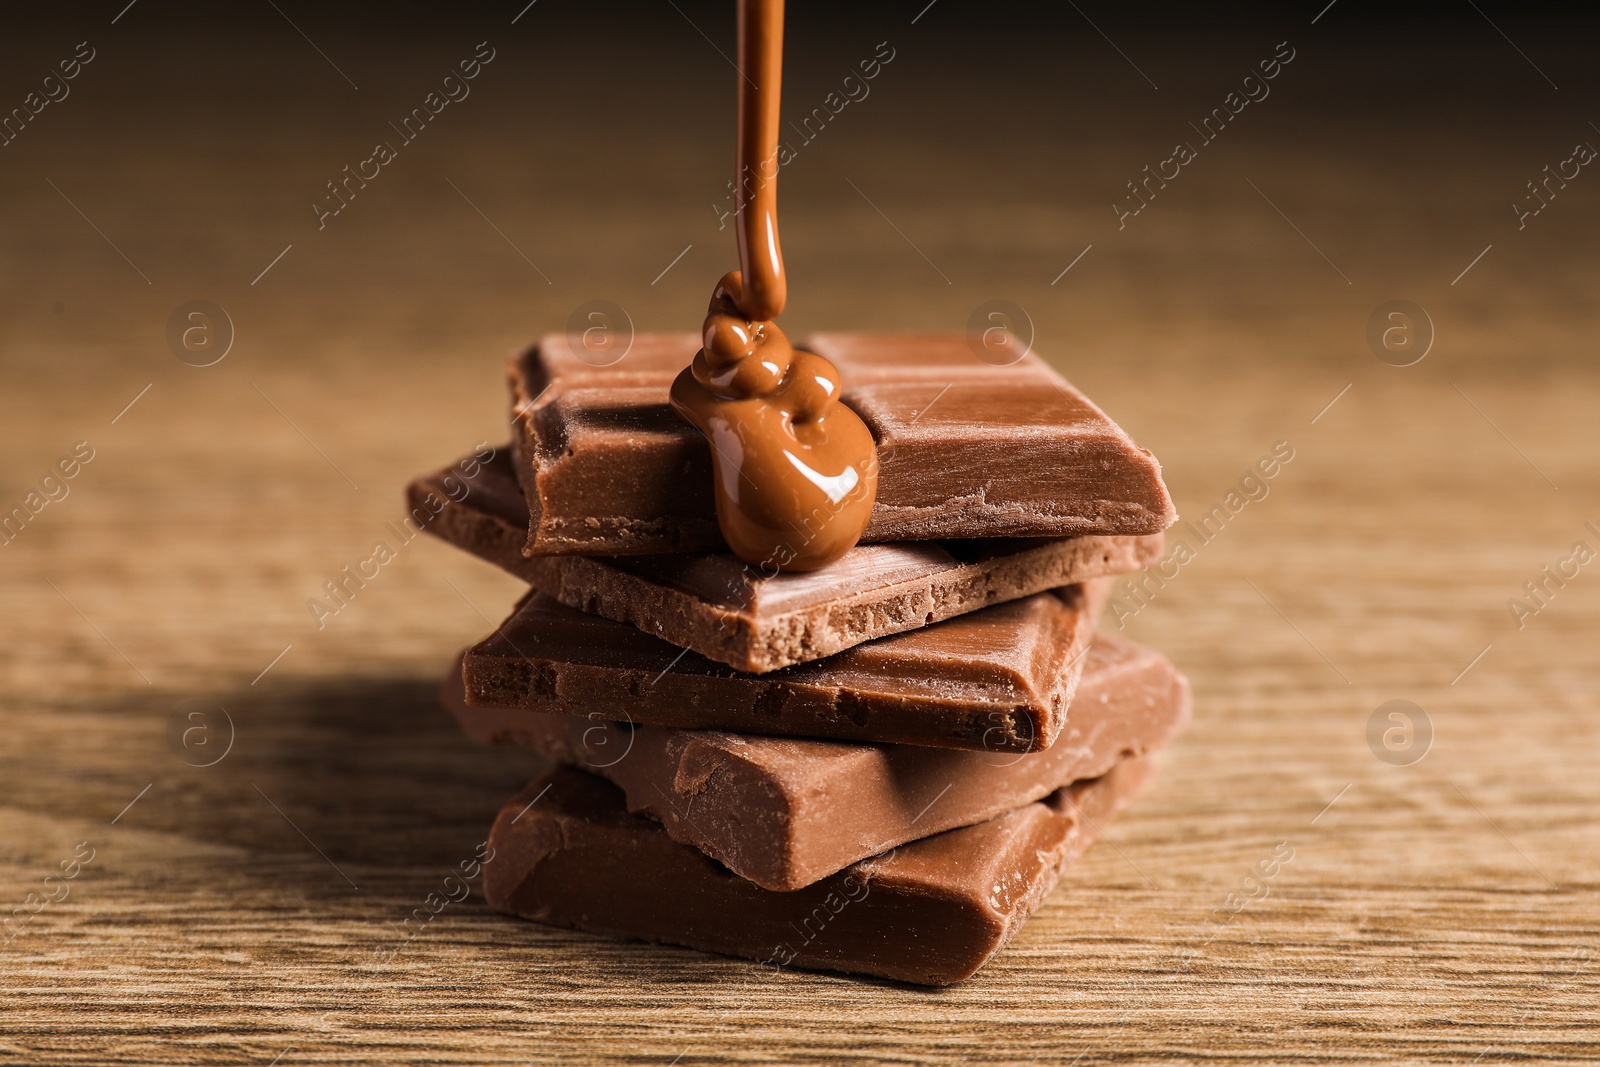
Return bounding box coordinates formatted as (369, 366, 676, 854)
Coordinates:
(510, 333, 1176, 556)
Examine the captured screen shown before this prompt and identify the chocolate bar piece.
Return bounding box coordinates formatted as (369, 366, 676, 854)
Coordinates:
(509, 333, 1175, 556)
(410, 452, 1159, 672)
(461, 579, 1115, 752)
(449, 633, 1188, 890)
(483, 756, 1153, 985)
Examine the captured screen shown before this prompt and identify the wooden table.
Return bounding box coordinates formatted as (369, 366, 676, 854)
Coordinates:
(3, 8, 1597, 1064)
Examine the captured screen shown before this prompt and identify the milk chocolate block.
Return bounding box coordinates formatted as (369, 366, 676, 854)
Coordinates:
(448, 633, 1188, 890)
(463, 581, 1111, 752)
(509, 332, 1175, 556)
(409, 452, 1159, 672)
(483, 756, 1153, 985)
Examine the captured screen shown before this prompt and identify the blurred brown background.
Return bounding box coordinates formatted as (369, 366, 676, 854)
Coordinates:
(2, 2, 1597, 1064)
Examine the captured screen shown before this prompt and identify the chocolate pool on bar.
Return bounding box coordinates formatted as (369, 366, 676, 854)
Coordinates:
(508, 332, 1176, 557)
(448, 633, 1190, 891)
(483, 757, 1154, 986)
(408, 452, 1160, 673)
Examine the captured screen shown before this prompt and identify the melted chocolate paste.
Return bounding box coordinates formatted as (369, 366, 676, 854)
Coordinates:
(670, 0, 878, 572)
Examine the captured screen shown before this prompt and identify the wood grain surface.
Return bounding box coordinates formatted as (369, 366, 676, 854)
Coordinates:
(3, 6, 1598, 1064)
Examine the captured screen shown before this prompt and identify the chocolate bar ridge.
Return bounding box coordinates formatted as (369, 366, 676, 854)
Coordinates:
(483, 756, 1153, 986)
(449, 632, 1189, 890)
(462, 584, 1108, 752)
(409, 452, 1160, 673)
(509, 333, 1176, 556)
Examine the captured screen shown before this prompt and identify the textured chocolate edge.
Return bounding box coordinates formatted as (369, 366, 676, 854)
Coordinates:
(481, 756, 1154, 986)
(459, 588, 1100, 753)
(718, 534, 1154, 674)
(408, 455, 1161, 674)
(506, 346, 553, 557)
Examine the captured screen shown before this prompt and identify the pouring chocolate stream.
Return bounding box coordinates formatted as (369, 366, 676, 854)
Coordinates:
(670, 0, 878, 573)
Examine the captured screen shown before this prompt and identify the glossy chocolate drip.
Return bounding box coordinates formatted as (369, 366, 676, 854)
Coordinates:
(731, 0, 785, 320)
(669, 0, 877, 573)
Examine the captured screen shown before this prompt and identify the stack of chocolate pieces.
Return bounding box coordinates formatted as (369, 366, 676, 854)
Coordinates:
(415, 333, 1188, 986)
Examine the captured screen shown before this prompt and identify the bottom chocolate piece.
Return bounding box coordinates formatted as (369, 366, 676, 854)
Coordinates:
(483, 757, 1154, 987)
